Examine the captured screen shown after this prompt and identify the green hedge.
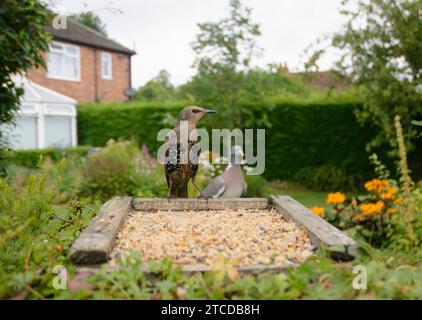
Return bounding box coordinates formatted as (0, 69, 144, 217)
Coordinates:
(248, 101, 376, 190)
(78, 102, 184, 151)
(76, 101, 384, 191)
(9, 146, 90, 169)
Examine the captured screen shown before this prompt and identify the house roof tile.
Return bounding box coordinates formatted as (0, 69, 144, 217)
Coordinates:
(46, 18, 136, 55)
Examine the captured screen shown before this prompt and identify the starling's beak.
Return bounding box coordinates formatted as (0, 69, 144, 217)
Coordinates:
(204, 109, 217, 114)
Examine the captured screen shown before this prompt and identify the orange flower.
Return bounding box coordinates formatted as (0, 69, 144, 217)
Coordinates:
(360, 201, 384, 216)
(309, 206, 325, 217)
(326, 192, 346, 204)
(381, 187, 398, 200)
(354, 214, 363, 222)
(394, 197, 403, 204)
(364, 179, 390, 194)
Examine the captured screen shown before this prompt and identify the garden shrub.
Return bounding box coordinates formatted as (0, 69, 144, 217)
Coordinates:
(0, 167, 94, 299)
(8, 146, 90, 169)
(309, 119, 422, 249)
(77, 102, 184, 151)
(244, 175, 267, 197)
(77, 100, 421, 190)
(79, 140, 167, 201)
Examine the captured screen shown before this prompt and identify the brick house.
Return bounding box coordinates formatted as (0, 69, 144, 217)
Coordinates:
(278, 62, 350, 90)
(27, 19, 136, 103)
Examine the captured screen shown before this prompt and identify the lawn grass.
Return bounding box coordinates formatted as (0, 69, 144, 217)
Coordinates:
(264, 181, 328, 209)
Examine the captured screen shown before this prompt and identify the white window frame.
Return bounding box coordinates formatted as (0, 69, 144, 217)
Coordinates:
(101, 52, 112, 80)
(47, 41, 81, 81)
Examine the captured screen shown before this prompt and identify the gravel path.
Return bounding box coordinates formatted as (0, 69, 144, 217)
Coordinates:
(112, 209, 314, 267)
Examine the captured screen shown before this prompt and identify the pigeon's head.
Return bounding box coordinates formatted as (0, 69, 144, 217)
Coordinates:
(230, 145, 244, 165)
(178, 106, 217, 124)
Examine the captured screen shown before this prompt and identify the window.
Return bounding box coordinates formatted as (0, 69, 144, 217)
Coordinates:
(45, 116, 72, 148)
(7, 117, 38, 149)
(101, 52, 112, 79)
(47, 42, 80, 81)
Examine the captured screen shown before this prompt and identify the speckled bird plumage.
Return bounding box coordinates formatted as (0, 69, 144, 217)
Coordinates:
(164, 106, 216, 198)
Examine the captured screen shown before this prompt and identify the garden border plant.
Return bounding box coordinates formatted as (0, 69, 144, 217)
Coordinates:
(75, 100, 422, 191)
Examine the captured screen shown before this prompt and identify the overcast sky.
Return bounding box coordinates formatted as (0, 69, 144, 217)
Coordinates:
(50, 0, 348, 87)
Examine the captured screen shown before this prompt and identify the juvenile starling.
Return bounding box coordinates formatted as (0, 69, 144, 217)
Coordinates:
(164, 106, 216, 198)
(201, 145, 247, 199)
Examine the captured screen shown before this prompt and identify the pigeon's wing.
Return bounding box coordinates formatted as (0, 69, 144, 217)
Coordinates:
(202, 176, 226, 198)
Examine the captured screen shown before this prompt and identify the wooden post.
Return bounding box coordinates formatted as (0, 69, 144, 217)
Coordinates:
(69, 197, 132, 264)
(270, 195, 357, 256)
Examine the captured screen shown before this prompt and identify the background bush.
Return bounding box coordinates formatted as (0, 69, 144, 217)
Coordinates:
(77, 102, 183, 151)
(7, 146, 90, 169)
(79, 140, 167, 202)
(77, 100, 421, 191)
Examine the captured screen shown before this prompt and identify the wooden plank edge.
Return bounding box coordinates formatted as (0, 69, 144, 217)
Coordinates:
(132, 198, 269, 211)
(73, 262, 297, 276)
(269, 195, 358, 257)
(70, 197, 132, 264)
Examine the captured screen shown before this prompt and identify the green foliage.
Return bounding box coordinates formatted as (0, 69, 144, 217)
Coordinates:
(77, 100, 402, 191)
(77, 102, 184, 151)
(332, 0, 422, 150)
(55, 249, 422, 300)
(0, 166, 94, 299)
(0, 0, 51, 173)
(135, 70, 177, 102)
(244, 175, 267, 197)
(179, 66, 307, 110)
(1, 152, 421, 299)
(68, 11, 107, 36)
(257, 100, 377, 190)
(412, 120, 422, 138)
(295, 165, 357, 192)
(79, 140, 167, 202)
(189, 0, 262, 127)
(315, 139, 422, 249)
(6, 146, 90, 169)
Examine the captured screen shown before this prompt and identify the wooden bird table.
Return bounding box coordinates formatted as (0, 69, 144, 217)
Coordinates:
(70, 196, 357, 273)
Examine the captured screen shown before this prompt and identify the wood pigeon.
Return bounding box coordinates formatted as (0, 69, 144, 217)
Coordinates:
(201, 145, 247, 199)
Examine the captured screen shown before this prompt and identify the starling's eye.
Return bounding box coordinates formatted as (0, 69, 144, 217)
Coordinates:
(192, 109, 201, 113)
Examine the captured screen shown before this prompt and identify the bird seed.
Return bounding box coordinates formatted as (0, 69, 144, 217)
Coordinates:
(112, 209, 314, 267)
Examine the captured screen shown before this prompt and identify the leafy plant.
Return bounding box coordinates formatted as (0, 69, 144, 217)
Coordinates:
(189, 0, 262, 127)
(310, 116, 422, 248)
(79, 140, 167, 201)
(0, 164, 94, 299)
(77, 100, 397, 191)
(135, 70, 177, 102)
(244, 175, 267, 197)
(331, 0, 422, 150)
(412, 120, 422, 138)
(56, 249, 422, 300)
(0, 0, 51, 174)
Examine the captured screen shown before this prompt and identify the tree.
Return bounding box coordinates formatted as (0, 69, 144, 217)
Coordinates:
(135, 70, 177, 102)
(0, 0, 51, 174)
(190, 0, 261, 127)
(332, 0, 422, 151)
(69, 11, 107, 36)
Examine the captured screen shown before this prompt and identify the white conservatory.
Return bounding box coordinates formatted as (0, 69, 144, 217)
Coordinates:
(5, 77, 77, 150)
